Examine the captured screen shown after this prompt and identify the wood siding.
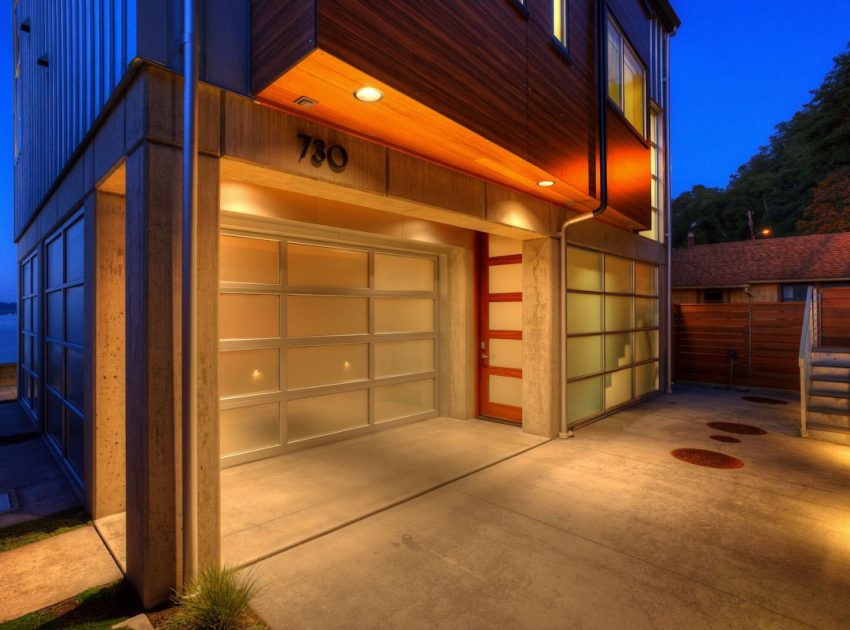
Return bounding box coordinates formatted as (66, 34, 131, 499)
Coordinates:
(673, 303, 805, 391)
(821, 287, 850, 347)
(252, 0, 664, 227)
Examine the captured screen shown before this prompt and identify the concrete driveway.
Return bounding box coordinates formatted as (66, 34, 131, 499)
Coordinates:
(247, 386, 850, 629)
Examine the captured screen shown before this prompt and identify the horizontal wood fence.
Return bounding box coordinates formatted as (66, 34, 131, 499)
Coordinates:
(822, 287, 850, 347)
(674, 303, 805, 391)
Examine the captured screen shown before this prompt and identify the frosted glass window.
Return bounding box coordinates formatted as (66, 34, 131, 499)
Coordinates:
(287, 243, 368, 289)
(47, 393, 64, 444)
(66, 287, 84, 345)
(636, 362, 660, 397)
(375, 380, 435, 422)
(47, 292, 63, 339)
(287, 390, 368, 442)
(567, 335, 602, 378)
(287, 344, 368, 390)
(635, 298, 658, 328)
(220, 403, 280, 456)
(567, 248, 602, 291)
(47, 239, 63, 289)
(220, 236, 280, 285)
(489, 375, 522, 407)
(66, 411, 84, 475)
(607, 23, 623, 107)
(605, 256, 632, 294)
(66, 350, 84, 410)
(635, 330, 659, 362)
(287, 296, 368, 337)
(219, 294, 280, 340)
(605, 333, 633, 371)
(635, 263, 657, 296)
(220, 349, 281, 398)
(65, 219, 85, 284)
(489, 264, 522, 294)
(489, 235, 523, 257)
(605, 369, 633, 410)
(48, 344, 63, 390)
(605, 296, 633, 331)
(374, 340, 434, 378)
(568, 377, 603, 424)
(375, 298, 434, 333)
(489, 339, 523, 370)
(567, 293, 602, 334)
(489, 301, 522, 331)
(374, 254, 435, 292)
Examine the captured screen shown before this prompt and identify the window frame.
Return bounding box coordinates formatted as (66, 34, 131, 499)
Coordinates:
(606, 16, 647, 138)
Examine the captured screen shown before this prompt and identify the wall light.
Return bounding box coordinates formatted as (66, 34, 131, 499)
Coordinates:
(354, 87, 384, 103)
(537, 180, 556, 188)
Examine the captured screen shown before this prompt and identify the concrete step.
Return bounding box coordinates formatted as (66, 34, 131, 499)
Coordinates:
(811, 362, 850, 379)
(811, 389, 850, 400)
(809, 378, 850, 394)
(806, 423, 850, 446)
(807, 406, 850, 431)
(809, 394, 850, 410)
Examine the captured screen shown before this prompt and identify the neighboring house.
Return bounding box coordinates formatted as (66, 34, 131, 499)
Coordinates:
(13, 0, 679, 606)
(672, 232, 850, 304)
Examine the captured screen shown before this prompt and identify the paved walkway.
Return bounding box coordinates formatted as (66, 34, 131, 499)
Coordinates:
(247, 386, 850, 629)
(0, 525, 122, 622)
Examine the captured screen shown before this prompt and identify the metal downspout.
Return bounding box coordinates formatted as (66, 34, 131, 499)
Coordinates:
(664, 33, 674, 394)
(181, 0, 200, 586)
(559, 0, 609, 438)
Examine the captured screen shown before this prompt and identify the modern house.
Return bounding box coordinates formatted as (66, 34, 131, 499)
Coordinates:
(13, 0, 679, 606)
(672, 232, 850, 304)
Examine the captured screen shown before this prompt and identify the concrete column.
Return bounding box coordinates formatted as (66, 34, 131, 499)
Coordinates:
(84, 191, 127, 519)
(447, 247, 476, 419)
(521, 238, 560, 438)
(124, 141, 221, 606)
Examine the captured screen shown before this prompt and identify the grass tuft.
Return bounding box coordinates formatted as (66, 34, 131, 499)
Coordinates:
(163, 566, 262, 630)
(0, 508, 91, 553)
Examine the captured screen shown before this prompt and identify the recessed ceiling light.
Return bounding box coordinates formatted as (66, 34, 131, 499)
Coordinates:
(537, 180, 556, 188)
(354, 87, 384, 103)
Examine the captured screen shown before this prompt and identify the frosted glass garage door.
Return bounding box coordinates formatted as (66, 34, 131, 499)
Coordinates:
(218, 233, 439, 463)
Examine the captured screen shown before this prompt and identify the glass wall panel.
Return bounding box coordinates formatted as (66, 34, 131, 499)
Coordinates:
(47, 344, 63, 390)
(375, 380, 435, 422)
(635, 298, 658, 328)
(636, 362, 660, 397)
(489, 301, 523, 331)
(605, 296, 633, 331)
(287, 296, 369, 338)
(287, 390, 369, 442)
(66, 349, 84, 410)
(488, 264, 522, 294)
(604, 256, 632, 294)
(220, 349, 281, 398)
(220, 236, 280, 285)
(374, 254, 435, 292)
(219, 294, 280, 340)
(635, 330, 659, 362)
(374, 340, 434, 378)
(567, 293, 602, 334)
(66, 287, 84, 345)
(489, 339, 523, 370)
(287, 243, 368, 289)
(220, 403, 281, 456)
(66, 412, 84, 475)
(605, 369, 633, 410)
(567, 248, 603, 291)
(65, 219, 85, 283)
(47, 292, 63, 339)
(375, 298, 434, 334)
(47, 393, 63, 443)
(605, 333, 633, 371)
(488, 235, 523, 257)
(623, 45, 645, 135)
(567, 377, 603, 424)
(46, 239, 63, 289)
(635, 263, 656, 295)
(286, 344, 368, 390)
(567, 335, 602, 378)
(489, 375, 522, 408)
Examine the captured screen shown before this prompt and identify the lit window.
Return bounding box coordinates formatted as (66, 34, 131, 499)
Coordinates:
(607, 18, 645, 135)
(640, 110, 665, 242)
(553, 0, 568, 47)
(781, 284, 809, 303)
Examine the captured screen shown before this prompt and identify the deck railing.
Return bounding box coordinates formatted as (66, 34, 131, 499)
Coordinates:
(798, 286, 817, 437)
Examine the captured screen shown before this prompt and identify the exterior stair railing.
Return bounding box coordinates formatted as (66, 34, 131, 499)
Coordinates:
(798, 286, 818, 437)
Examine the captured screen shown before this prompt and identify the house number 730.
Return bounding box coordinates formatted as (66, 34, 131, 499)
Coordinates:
(298, 134, 349, 173)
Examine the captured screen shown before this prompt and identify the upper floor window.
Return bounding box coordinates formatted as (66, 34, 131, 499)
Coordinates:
(553, 0, 568, 48)
(607, 18, 645, 136)
(640, 110, 664, 242)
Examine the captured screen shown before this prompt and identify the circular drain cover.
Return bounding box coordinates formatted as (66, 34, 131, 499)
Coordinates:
(709, 435, 741, 443)
(671, 449, 744, 469)
(741, 396, 788, 405)
(706, 421, 768, 435)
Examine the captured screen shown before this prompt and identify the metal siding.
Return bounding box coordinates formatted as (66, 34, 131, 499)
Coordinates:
(14, 0, 135, 239)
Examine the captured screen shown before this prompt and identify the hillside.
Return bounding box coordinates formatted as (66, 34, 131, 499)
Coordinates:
(672, 44, 850, 246)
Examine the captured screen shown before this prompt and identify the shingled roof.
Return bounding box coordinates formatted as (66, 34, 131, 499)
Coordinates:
(672, 232, 850, 288)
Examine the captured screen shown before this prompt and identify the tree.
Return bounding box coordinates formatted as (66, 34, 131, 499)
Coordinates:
(796, 166, 850, 233)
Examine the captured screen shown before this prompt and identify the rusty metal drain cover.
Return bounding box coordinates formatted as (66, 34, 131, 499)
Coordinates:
(706, 421, 768, 435)
(741, 396, 788, 405)
(709, 435, 741, 443)
(671, 449, 744, 469)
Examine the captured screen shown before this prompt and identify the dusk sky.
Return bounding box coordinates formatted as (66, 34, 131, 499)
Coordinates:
(0, 1, 848, 302)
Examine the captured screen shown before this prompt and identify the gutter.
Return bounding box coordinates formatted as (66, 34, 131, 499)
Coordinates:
(559, 0, 609, 438)
(181, 0, 200, 586)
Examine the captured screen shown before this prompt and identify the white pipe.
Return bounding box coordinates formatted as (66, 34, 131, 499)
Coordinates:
(181, 0, 200, 586)
(664, 33, 674, 394)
